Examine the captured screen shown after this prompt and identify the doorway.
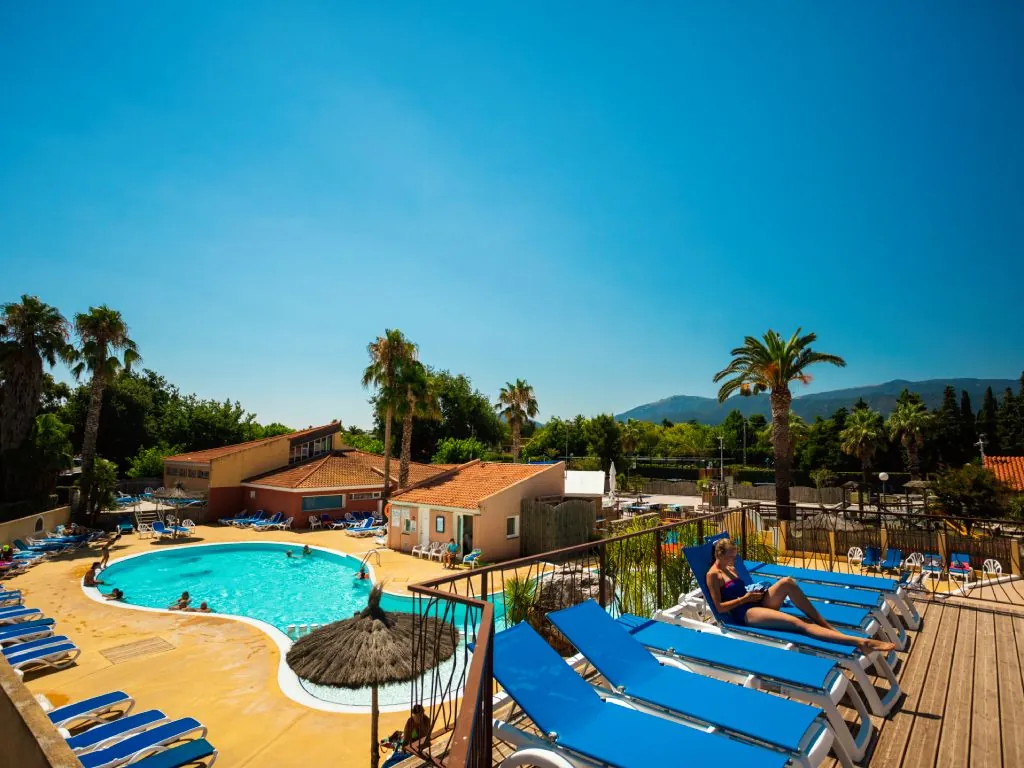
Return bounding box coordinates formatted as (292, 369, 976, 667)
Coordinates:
(418, 507, 430, 552)
(460, 515, 474, 556)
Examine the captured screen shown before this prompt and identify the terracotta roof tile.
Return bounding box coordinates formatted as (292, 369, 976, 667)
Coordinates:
(243, 451, 456, 489)
(165, 423, 339, 464)
(390, 461, 555, 510)
(985, 455, 1024, 492)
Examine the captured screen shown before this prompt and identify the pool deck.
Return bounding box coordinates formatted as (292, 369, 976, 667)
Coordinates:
(8, 524, 451, 766)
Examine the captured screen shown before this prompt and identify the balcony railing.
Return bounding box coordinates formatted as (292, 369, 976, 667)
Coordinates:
(407, 501, 1024, 767)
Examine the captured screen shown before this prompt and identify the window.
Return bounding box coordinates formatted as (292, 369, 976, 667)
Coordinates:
(249, 490, 256, 499)
(301, 495, 345, 512)
(435, 515, 445, 534)
(289, 435, 335, 464)
(404, 516, 417, 533)
(505, 515, 520, 539)
(350, 491, 381, 501)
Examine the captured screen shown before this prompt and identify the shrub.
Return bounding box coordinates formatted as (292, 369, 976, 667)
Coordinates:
(932, 464, 1010, 518)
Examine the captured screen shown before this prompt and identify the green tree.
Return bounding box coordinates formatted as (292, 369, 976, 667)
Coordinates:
(495, 378, 539, 462)
(977, 386, 1000, 455)
(395, 360, 439, 487)
(932, 464, 1009, 518)
(959, 390, 976, 460)
(81, 457, 119, 513)
(342, 427, 385, 455)
(797, 414, 843, 474)
(840, 407, 886, 492)
(583, 413, 622, 472)
(19, 413, 74, 500)
(71, 306, 140, 517)
(126, 444, 180, 479)
(995, 373, 1024, 455)
(0, 296, 71, 500)
(362, 329, 417, 507)
(432, 437, 487, 464)
(887, 398, 933, 480)
(932, 386, 965, 467)
(714, 329, 846, 519)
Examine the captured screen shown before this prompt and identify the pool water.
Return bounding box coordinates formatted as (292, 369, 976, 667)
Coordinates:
(96, 542, 498, 710)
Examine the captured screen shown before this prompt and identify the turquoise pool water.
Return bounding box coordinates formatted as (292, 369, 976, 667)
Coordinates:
(96, 542, 499, 709)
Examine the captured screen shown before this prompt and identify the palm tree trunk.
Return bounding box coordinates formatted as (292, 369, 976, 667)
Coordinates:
(79, 374, 105, 517)
(770, 389, 793, 521)
(907, 442, 920, 481)
(370, 684, 380, 768)
(381, 404, 394, 505)
(511, 421, 520, 463)
(399, 407, 413, 488)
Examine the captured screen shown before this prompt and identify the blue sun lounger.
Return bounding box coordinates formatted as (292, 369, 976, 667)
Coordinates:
(67, 710, 170, 754)
(3, 634, 73, 658)
(491, 622, 790, 768)
(860, 546, 881, 570)
(250, 512, 283, 529)
(129, 738, 218, 768)
(702, 531, 920, 631)
(0, 589, 23, 606)
(679, 542, 902, 717)
(3, 639, 80, 675)
(0, 619, 55, 646)
(549, 601, 840, 767)
(616, 613, 873, 763)
(46, 690, 135, 729)
(0, 606, 43, 624)
(78, 718, 208, 768)
(231, 511, 266, 528)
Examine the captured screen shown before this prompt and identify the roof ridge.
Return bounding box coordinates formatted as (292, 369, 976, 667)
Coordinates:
(476, 461, 562, 505)
(390, 460, 474, 500)
(296, 454, 332, 487)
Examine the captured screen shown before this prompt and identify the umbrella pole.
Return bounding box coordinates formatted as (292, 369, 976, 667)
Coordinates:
(370, 683, 380, 768)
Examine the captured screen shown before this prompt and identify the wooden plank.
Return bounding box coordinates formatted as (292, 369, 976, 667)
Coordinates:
(934, 607, 977, 768)
(970, 612, 1000, 768)
(995, 613, 1024, 768)
(871, 600, 943, 768)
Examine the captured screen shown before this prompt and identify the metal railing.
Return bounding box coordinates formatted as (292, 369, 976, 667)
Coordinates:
(409, 501, 1024, 767)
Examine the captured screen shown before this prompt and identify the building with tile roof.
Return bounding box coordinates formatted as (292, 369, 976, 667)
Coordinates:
(387, 460, 565, 563)
(162, 422, 344, 516)
(240, 451, 456, 527)
(984, 455, 1024, 492)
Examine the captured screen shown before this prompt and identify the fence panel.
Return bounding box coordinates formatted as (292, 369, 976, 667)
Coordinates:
(520, 499, 597, 557)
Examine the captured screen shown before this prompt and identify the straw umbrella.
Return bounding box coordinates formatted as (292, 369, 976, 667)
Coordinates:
(286, 585, 458, 768)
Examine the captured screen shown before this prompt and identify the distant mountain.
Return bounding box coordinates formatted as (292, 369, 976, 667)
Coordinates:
(615, 378, 1018, 425)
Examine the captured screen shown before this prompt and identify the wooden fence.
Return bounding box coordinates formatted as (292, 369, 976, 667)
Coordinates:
(520, 498, 597, 556)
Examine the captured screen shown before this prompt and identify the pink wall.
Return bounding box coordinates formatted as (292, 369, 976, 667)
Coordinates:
(243, 487, 382, 529)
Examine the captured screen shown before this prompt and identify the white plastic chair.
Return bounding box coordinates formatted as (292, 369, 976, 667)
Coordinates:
(982, 558, 1002, 578)
(181, 519, 196, 535)
(903, 552, 924, 571)
(429, 542, 445, 562)
(137, 523, 152, 539)
(309, 516, 322, 530)
(847, 546, 864, 570)
(411, 541, 430, 558)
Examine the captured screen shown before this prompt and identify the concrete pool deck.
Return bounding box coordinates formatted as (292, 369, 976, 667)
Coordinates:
(8, 524, 452, 766)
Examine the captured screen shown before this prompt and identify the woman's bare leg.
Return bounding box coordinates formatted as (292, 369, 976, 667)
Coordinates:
(760, 577, 833, 629)
(744, 607, 896, 654)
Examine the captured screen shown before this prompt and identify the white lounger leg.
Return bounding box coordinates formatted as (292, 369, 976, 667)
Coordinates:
(888, 587, 921, 630)
(870, 603, 908, 651)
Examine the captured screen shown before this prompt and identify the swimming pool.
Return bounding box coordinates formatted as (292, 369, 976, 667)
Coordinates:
(95, 542, 493, 711)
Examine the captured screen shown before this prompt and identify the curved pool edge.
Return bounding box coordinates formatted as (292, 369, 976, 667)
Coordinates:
(81, 540, 463, 714)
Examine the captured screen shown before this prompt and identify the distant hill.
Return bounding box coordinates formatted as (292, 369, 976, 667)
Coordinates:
(615, 378, 1018, 425)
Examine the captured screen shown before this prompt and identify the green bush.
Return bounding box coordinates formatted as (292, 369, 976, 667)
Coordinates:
(432, 437, 487, 464)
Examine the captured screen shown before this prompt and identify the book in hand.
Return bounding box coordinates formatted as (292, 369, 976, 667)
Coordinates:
(745, 581, 772, 594)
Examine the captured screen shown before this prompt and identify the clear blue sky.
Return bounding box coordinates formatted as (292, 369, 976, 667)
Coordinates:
(2, 2, 1022, 428)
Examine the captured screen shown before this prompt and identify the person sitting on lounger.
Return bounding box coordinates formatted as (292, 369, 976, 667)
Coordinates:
(707, 537, 896, 655)
(169, 591, 190, 610)
(444, 539, 458, 569)
(402, 704, 431, 751)
(0, 545, 11, 562)
(84, 562, 105, 587)
(104, 588, 125, 601)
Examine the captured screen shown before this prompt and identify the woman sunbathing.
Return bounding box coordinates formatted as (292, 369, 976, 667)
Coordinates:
(706, 537, 895, 656)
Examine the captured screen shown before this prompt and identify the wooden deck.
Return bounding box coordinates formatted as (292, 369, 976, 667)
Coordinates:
(826, 599, 1024, 768)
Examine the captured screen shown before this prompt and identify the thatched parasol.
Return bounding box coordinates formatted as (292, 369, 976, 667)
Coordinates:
(286, 585, 457, 768)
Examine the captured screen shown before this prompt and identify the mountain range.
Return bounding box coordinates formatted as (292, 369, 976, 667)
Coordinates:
(615, 378, 1018, 425)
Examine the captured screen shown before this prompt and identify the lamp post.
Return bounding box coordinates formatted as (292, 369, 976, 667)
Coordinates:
(878, 472, 889, 510)
(743, 420, 747, 466)
(718, 436, 725, 483)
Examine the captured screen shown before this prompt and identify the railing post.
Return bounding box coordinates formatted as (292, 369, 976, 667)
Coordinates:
(697, 518, 705, 545)
(740, 506, 748, 561)
(598, 544, 608, 608)
(480, 616, 493, 767)
(655, 529, 663, 611)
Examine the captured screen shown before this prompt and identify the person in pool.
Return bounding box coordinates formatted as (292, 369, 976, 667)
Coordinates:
(357, 567, 369, 580)
(706, 537, 895, 655)
(104, 588, 125, 601)
(169, 591, 191, 610)
(302, 545, 311, 556)
(286, 550, 294, 558)
(185, 601, 211, 613)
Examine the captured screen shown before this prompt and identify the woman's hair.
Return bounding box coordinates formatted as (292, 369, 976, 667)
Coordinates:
(411, 704, 424, 715)
(713, 538, 737, 559)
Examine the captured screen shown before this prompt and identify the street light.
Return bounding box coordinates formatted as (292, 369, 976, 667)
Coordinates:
(878, 472, 889, 504)
(718, 436, 725, 482)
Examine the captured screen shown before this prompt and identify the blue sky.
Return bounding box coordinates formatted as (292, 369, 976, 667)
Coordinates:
(2, 2, 1022, 428)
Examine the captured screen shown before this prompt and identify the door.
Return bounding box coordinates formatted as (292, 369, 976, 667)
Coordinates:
(461, 515, 474, 556)
(418, 507, 430, 551)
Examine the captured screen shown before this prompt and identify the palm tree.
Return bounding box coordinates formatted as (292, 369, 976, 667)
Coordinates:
(495, 379, 538, 462)
(840, 407, 886, 494)
(362, 330, 417, 506)
(887, 400, 932, 480)
(714, 329, 846, 520)
(395, 360, 438, 488)
(0, 296, 71, 499)
(72, 306, 140, 516)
